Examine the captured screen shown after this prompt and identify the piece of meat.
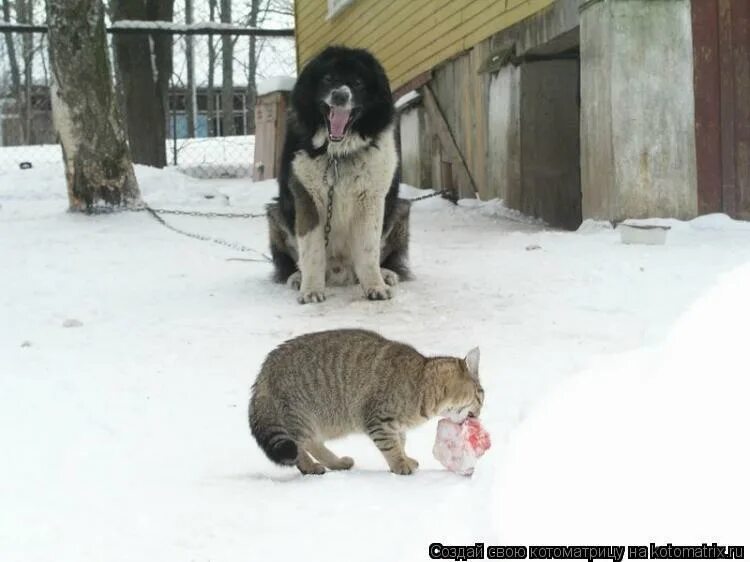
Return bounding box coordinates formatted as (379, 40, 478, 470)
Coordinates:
(432, 417, 491, 476)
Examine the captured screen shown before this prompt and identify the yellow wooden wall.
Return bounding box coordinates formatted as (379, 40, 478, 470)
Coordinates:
(294, 0, 555, 91)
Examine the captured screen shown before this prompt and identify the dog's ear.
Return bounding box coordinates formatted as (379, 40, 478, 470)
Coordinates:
(464, 347, 480, 379)
(291, 55, 327, 135)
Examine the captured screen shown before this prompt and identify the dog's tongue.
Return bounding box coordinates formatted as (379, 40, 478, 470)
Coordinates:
(328, 107, 351, 138)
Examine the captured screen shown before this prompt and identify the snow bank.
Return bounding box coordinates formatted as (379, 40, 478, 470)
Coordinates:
(257, 76, 296, 96)
(0, 137, 255, 179)
(109, 20, 293, 34)
(494, 264, 750, 544)
(395, 90, 421, 111)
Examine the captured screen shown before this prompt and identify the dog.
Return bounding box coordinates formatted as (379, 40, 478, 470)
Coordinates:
(266, 45, 411, 304)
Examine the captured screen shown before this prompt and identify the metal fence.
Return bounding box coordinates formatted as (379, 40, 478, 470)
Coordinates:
(0, 24, 295, 178)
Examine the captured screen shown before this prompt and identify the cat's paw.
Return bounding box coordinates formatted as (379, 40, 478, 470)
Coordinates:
(364, 285, 392, 301)
(381, 268, 400, 287)
(298, 290, 326, 304)
(286, 271, 301, 290)
(299, 462, 326, 475)
(329, 456, 354, 471)
(390, 457, 418, 475)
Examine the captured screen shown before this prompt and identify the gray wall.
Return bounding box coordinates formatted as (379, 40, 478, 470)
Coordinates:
(580, 0, 698, 221)
(398, 0, 700, 227)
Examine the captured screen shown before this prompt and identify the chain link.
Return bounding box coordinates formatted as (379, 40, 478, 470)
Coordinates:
(81, 180, 450, 259)
(407, 189, 454, 203)
(324, 157, 338, 248)
(142, 207, 271, 260)
(145, 207, 266, 219)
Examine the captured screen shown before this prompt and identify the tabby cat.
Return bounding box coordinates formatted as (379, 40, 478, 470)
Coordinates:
(249, 329, 484, 475)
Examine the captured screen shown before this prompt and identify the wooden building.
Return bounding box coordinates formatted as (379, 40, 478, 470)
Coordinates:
(294, 0, 749, 227)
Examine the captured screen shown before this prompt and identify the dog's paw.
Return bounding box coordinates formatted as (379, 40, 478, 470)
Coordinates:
(298, 290, 326, 304)
(364, 285, 392, 301)
(380, 268, 400, 287)
(286, 271, 301, 290)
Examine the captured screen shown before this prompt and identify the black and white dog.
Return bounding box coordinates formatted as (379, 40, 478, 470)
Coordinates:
(267, 46, 411, 304)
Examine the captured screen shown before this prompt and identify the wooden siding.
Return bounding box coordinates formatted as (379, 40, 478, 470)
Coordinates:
(294, 0, 555, 91)
(692, 0, 750, 219)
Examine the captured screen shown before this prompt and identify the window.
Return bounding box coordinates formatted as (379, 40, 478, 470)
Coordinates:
(327, 0, 355, 19)
(234, 114, 246, 135)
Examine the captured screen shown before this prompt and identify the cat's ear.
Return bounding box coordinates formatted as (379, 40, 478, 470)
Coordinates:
(464, 347, 480, 379)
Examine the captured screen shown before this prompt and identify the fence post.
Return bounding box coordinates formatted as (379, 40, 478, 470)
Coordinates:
(171, 75, 178, 166)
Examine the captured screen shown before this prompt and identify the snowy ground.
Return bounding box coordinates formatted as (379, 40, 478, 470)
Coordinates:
(1, 164, 748, 561)
(0, 136, 254, 178)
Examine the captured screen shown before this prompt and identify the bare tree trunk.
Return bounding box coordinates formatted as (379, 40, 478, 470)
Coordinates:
(207, 0, 217, 136)
(152, 0, 174, 146)
(1, 0, 22, 143)
(112, 0, 174, 168)
(185, 0, 196, 137)
(17, 0, 33, 143)
(220, 0, 234, 136)
(246, 0, 260, 134)
(109, 0, 127, 127)
(47, 0, 140, 211)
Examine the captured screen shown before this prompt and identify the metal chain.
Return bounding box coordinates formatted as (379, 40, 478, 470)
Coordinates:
(82, 205, 265, 219)
(145, 207, 266, 219)
(81, 179, 448, 259)
(407, 189, 453, 202)
(142, 206, 271, 261)
(324, 157, 338, 248)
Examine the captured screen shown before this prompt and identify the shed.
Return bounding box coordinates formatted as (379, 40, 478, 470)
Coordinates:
(294, 0, 750, 226)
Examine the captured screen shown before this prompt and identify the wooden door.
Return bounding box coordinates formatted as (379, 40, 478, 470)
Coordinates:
(692, 0, 750, 219)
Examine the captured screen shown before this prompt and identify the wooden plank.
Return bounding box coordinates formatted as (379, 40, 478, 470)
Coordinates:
(301, 0, 433, 66)
(470, 42, 489, 200)
(295, 0, 557, 97)
(334, 0, 394, 46)
(392, 70, 432, 99)
(718, 0, 738, 217)
(422, 84, 479, 198)
(462, 0, 555, 50)
(377, 0, 459, 64)
(733, 0, 750, 218)
(691, 0, 722, 214)
(355, 0, 434, 55)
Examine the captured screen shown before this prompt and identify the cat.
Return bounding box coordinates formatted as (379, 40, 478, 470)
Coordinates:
(249, 329, 484, 475)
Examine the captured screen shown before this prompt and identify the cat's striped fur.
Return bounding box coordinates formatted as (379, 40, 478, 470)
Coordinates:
(249, 329, 483, 475)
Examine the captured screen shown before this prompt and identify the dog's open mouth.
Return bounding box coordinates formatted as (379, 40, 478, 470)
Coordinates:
(326, 106, 355, 142)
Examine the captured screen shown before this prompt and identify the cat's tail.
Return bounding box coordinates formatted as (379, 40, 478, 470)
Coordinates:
(249, 392, 298, 466)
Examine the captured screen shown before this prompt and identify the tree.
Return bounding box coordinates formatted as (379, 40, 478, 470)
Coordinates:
(111, 0, 175, 168)
(220, 0, 234, 136)
(1, 0, 22, 142)
(242, 0, 294, 133)
(17, 0, 33, 142)
(206, 0, 217, 136)
(184, 0, 196, 137)
(245, 0, 260, 133)
(47, 0, 140, 210)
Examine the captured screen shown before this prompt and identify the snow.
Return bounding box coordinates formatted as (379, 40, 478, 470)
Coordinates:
(1, 163, 749, 561)
(109, 20, 294, 34)
(394, 90, 421, 110)
(494, 264, 750, 544)
(174, 135, 255, 178)
(0, 136, 255, 178)
(257, 75, 296, 96)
